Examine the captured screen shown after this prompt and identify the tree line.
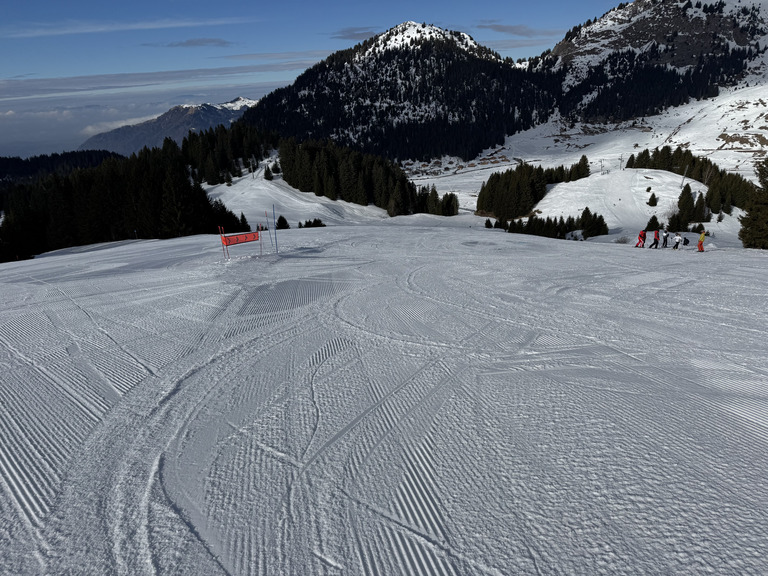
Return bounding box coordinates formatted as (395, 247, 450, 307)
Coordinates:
(739, 158, 768, 248)
(0, 139, 251, 262)
(1, 123, 460, 261)
(476, 155, 591, 222)
(559, 42, 749, 123)
(181, 122, 278, 186)
(488, 207, 609, 240)
(626, 145, 754, 214)
(278, 138, 458, 217)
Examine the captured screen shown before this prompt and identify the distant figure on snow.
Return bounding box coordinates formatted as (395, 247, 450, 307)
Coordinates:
(648, 229, 660, 249)
(662, 228, 669, 248)
(698, 230, 706, 252)
(635, 230, 646, 248)
(673, 232, 682, 250)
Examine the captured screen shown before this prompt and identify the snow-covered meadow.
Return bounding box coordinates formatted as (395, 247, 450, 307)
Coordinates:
(2, 155, 768, 574)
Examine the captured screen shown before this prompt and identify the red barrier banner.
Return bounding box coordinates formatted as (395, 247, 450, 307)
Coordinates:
(221, 231, 259, 246)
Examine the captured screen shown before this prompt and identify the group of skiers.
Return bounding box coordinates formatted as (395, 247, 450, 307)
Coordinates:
(635, 228, 706, 252)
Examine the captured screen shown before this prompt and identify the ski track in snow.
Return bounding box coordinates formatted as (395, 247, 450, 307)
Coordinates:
(1, 226, 768, 575)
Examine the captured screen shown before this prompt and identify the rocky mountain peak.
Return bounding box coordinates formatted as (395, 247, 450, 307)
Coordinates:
(552, 0, 768, 87)
(357, 21, 499, 62)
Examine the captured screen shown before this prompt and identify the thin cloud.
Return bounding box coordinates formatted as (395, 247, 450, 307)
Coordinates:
(2, 17, 255, 39)
(153, 38, 235, 48)
(0, 64, 311, 103)
(331, 27, 380, 41)
(214, 49, 331, 62)
(477, 21, 563, 38)
(80, 114, 162, 137)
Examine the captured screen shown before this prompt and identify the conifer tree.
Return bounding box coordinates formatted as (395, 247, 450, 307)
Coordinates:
(739, 159, 768, 248)
(677, 184, 695, 227)
(276, 215, 290, 230)
(239, 212, 250, 231)
(692, 192, 708, 222)
(645, 214, 661, 231)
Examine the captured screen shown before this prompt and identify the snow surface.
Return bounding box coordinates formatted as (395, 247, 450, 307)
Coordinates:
(2, 156, 768, 574)
(361, 22, 488, 61)
(181, 97, 259, 112)
(4, 57, 768, 571)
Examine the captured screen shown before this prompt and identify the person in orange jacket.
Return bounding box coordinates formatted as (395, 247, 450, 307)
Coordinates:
(698, 229, 706, 252)
(635, 230, 646, 248)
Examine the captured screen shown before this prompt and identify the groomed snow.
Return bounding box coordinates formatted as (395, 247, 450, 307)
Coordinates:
(2, 163, 767, 574)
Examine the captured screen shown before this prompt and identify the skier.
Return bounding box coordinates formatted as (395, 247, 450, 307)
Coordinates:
(662, 228, 669, 248)
(635, 229, 646, 248)
(673, 232, 682, 249)
(648, 229, 660, 249)
(698, 229, 706, 252)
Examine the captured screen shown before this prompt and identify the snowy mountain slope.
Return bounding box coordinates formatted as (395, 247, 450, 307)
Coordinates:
(78, 97, 257, 156)
(241, 0, 768, 163)
(2, 215, 767, 574)
(207, 161, 390, 229)
(212, 154, 744, 250)
(240, 21, 552, 160)
(553, 0, 768, 89)
(533, 168, 745, 243)
(361, 21, 500, 61)
(407, 75, 768, 237)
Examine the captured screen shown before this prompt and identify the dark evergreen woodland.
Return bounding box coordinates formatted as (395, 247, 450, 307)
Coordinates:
(181, 123, 279, 185)
(278, 138, 458, 217)
(240, 25, 561, 162)
(0, 139, 250, 262)
(739, 158, 768, 249)
(505, 207, 609, 240)
(0, 150, 120, 184)
(476, 155, 590, 222)
(557, 44, 746, 123)
(626, 145, 756, 225)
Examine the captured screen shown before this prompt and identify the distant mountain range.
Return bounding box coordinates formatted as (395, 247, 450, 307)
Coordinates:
(78, 0, 768, 165)
(240, 1, 767, 161)
(78, 97, 257, 156)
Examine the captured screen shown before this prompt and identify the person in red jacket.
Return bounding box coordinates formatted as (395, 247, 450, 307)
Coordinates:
(635, 230, 646, 248)
(648, 229, 660, 249)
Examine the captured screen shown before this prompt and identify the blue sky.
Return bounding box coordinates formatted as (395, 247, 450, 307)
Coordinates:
(1, 0, 621, 157)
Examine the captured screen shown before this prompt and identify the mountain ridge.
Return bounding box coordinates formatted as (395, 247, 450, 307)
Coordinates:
(240, 22, 556, 160)
(76, 3, 768, 167)
(78, 97, 257, 156)
(240, 2, 768, 162)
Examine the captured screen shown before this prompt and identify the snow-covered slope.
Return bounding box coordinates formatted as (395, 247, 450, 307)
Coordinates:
(361, 21, 498, 61)
(3, 8, 768, 571)
(552, 0, 768, 89)
(212, 155, 744, 251)
(207, 163, 390, 229)
(534, 168, 744, 242)
(404, 64, 767, 245)
(2, 210, 767, 574)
